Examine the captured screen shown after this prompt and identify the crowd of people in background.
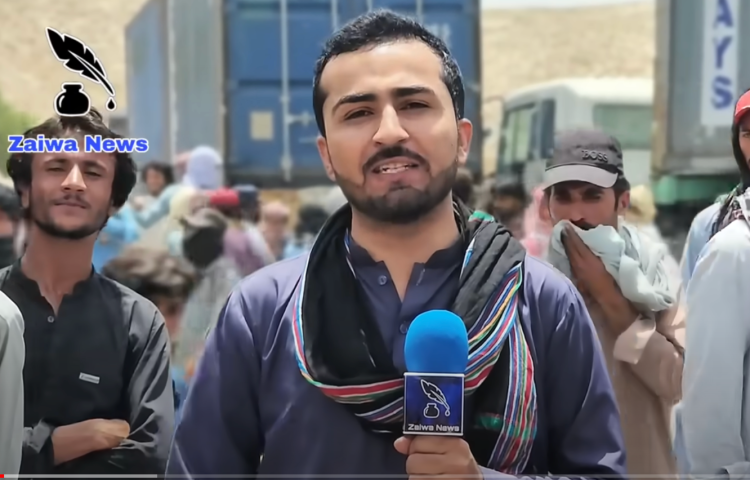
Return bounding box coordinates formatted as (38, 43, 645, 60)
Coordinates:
(0, 136, 685, 407)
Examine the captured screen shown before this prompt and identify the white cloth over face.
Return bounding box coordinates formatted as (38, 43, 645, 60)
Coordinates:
(548, 219, 675, 313)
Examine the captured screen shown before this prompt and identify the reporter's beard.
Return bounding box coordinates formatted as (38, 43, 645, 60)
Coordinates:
(333, 160, 458, 225)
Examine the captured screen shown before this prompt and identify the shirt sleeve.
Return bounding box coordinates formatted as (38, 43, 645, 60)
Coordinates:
(167, 287, 263, 477)
(479, 282, 627, 480)
(612, 300, 685, 404)
(58, 308, 175, 474)
(0, 294, 24, 475)
(683, 224, 750, 475)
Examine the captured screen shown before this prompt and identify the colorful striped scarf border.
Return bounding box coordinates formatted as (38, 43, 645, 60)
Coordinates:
(291, 233, 537, 473)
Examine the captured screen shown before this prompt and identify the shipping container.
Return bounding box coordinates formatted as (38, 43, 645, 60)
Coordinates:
(125, 0, 482, 187)
(651, 0, 750, 207)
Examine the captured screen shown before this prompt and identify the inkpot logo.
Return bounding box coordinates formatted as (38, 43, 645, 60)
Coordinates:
(46, 27, 117, 117)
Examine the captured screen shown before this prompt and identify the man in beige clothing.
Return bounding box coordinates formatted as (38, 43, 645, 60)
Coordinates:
(543, 130, 684, 478)
(0, 290, 24, 475)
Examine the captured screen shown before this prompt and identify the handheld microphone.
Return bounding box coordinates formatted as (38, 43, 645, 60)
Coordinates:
(403, 310, 469, 436)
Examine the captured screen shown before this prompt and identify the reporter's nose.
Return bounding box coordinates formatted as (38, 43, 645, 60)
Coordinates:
(372, 105, 409, 146)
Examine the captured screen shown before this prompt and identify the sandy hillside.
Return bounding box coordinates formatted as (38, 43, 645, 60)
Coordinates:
(0, 1, 654, 170)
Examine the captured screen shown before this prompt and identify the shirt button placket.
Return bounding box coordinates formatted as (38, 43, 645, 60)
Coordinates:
(47, 315, 55, 323)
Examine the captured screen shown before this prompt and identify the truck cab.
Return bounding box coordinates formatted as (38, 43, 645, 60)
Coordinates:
(496, 78, 653, 192)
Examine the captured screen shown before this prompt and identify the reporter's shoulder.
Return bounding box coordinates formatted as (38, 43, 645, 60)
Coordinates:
(223, 254, 307, 328)
(236, 253, 306, 298)
(524, 254, 578, 298)
(522, 255, 583, 322)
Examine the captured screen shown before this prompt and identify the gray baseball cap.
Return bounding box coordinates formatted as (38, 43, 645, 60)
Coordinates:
(543, 129, 625, 188)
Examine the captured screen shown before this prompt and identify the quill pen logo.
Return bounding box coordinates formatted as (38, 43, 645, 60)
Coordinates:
(420, 378, 450, 417)
(46, 27, 117, 117)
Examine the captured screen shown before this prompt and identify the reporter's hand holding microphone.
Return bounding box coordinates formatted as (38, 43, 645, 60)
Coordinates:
(394, 310, 483, 479)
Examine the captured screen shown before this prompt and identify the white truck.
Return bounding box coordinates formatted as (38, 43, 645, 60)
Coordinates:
(496, 77, 653, 192)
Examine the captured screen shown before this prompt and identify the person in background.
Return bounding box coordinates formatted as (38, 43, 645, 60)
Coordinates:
(208, 188, 267, 276)
(486, 179, 529, 222)
(477, 179, 529, 237)
(680, 89, 750, 289)
(520, 186, 553, 259)
(101, 247, 197, 425)
(169, 11, 626, 479)
(172, 207, 241, 372)
(234, 184, 275, 265)
(3, 108, 174, 475)
(453, 167, 475, 207)
(0, 291, 24, 475)
(131, 161, 174, 211)
(92, 205, 139, 271)
(259, 201, 292, 260)
(142, 161, 174, 198)
(136, 188, 202, 255)
(0, 184, 22, 268)
(172, 151, 192, 183)
(131, 146, 222, 231)
(283, 203, 330, 258)
(544, 129, 683, 478)
(680, 89, 750, 478)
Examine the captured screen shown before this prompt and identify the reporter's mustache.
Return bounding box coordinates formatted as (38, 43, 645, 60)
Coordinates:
(362, 146, 428, 174)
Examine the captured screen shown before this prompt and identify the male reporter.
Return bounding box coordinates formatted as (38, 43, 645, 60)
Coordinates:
(169, 11, 626, 479)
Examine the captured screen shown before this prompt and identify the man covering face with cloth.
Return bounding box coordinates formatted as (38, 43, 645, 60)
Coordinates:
(545, 129, 684, 479)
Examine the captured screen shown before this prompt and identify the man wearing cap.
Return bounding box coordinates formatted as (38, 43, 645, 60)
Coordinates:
(680, 90, 750, 477)
(543, 129, 684, 478)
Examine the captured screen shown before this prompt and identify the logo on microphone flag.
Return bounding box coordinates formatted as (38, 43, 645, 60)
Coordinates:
(403, 372, 464, 435)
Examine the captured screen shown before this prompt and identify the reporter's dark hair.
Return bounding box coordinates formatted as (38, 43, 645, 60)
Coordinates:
(102, 246, 197, 302)
(6, 108, 137, 209)
(312, 10, 464, 136)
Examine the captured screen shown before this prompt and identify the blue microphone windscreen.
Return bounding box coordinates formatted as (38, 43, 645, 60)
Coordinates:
(404, 310, 469, 374)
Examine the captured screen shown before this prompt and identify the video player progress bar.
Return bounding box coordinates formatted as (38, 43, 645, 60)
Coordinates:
(0, 476, 159, 478)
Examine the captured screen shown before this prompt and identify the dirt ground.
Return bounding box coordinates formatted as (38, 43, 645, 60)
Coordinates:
(0, 1, 654, 173)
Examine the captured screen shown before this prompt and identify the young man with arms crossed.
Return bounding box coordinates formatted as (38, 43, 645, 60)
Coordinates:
(3, 109, 174, 475)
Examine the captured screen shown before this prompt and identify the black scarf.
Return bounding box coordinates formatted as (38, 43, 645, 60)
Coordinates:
(299, 199, 527, 464)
